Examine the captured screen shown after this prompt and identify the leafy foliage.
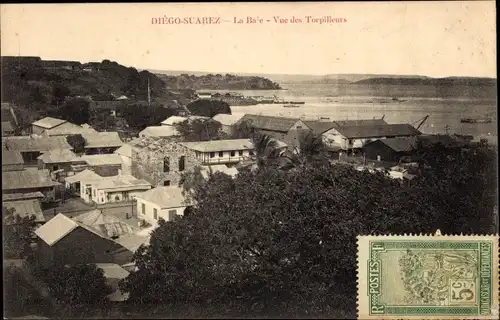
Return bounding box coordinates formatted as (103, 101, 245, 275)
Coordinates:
(175, 119, 222, 142)
(51, 97, 91, 125)
(227, 119, 255, 139)
(3, 206, 37, 260)
(186, 99, 231, 117)
(117, 102, 175, 130)
(120, 142, 497, 317)
(66, 134, 86, 154)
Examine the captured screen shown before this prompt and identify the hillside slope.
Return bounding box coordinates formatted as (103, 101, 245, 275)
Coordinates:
(155, 73, 282, 90)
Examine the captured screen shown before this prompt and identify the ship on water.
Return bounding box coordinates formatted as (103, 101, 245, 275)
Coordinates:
(460, 116, 493, 124)
(283, 104, 300, 108)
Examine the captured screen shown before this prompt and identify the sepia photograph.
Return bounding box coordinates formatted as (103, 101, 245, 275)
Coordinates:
(1, 2, 498, 319)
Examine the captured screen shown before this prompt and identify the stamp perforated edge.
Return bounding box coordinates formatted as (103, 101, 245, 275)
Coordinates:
(356, 232, 500, 320)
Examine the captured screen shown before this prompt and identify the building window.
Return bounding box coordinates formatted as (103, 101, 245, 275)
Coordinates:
(209, 152, 215, 158)
(230, 150, 235, 157)
(168, 209, 177, 221)
(164, 180, 171, 186)
(93, 189, 96, 197)
(163, 157, 170, 172)
(141, 203, 146, 215)
(249, 151, 254, 156)
(218, 151, 224, 157)
(178, 156, 185, 172)
(153, 208, 158, 220)
(238, 150, 243, 156)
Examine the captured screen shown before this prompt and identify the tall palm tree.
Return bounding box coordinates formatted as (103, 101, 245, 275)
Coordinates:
(251, 133, 281, 168)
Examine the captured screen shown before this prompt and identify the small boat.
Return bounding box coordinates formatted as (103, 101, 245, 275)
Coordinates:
(283, 104, 300, 108)
(460, 117, 492, 124)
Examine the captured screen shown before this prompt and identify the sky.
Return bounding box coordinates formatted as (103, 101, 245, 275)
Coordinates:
(1, 2, 496, 78)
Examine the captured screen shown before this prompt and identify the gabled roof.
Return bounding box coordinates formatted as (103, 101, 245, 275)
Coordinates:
(82, 132, 123, 149)
(35, 213, 106, 246)
(64, 169, 102, 184)
(74, 209, 139, 237)
(2, 169, 61, 190)
(302, 120, 337, 136)
(93, 175, 151, 191)
(3, 135, 73, 152)
(2, 150, 24, 165)
(334, 119, 388, 127)
(332, 124, 421, 139)
(45, 122, 97, 136)
(37, 148, 76, 163)
(3, 199, 45, 223)
(212, 113, 246, 126)
(74, 154, 123, 166)
(3, 192, 45, 201)
(161, 116, 188, 126)
(238, 114, 306, 133)
(181, 139, 254, 152)
(139, 126, 180, 138)
(368, 137, 417, 152)
(113, 233, 150, 253)
(32, 117, 67, 129)
(136, 186, 188, 209)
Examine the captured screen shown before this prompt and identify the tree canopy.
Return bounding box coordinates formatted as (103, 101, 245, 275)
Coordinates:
(186, 99, 231, 118)
(66, 134, 86, 154)
(175, 119, 222, 142)
(119, 141, 497, 317)
(117, 103, 175, 130)
(53, 98, 91, 125)
(3, 206, 37, 260)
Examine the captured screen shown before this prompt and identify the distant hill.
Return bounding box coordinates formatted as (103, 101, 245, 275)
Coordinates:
(1, 56, 167, 106)
(154, 73, 282, 90)
(354, 77, 497, 86)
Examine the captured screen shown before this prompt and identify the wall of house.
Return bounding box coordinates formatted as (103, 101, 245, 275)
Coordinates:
(117, 155, 132, 175)
(93, 164, 121, 177)
(136, 197, 186, 227)
(2, 163, 24, 172)
(21, 151, 42, 166)
(132, 143, 202, 187)
(38, 160, 73, 173)
(92, 188, 150, 204)
(35, 227, 133, 267)
(323, 128, 406, 150)
(3, 186, 57, 202)
(196, 150, 252, 164)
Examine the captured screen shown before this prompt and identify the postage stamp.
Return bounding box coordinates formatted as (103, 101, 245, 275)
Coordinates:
(357, 233, 499, 319)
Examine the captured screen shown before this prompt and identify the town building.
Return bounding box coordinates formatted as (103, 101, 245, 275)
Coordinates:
(131, 136, 202, 187)
(3, 135, 73, 165)
(82, 132, 123, 155)
(3, 192, 46, 226)
(2, 150, 24, 171)
(2, 169, 62, 203)
(84, 174, 151, 205)
(2, 121, 16, 137)
(31, 117, 82, 135)
(113, 142, 137, 175)
(212, 113, 247, 135)
(43, 124, 97, 137)
(93, 263, 130, 302)
(34, 213, 133, 266)
(160, 116, 188, 126)
(89, 100, 128, 118)
(322, 123, 421, 150)
(363, 137, 417, 162)
(181, 139, 254, 165)
(64, 169, 102, 196)
(73, 209, 140, 238)
(135, 186, 191, 227)
(139, 126, 180, 138)
(1, 103, 19, 136)
(37, 148, 77, 173)
(200, 164, 239, 179)
(71, 154, 123, 177)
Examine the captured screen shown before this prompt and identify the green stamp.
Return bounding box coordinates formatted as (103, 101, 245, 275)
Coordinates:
(357, 235, 499, 319)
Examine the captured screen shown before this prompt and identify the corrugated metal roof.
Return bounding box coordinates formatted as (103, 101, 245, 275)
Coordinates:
(302, 121, 337, 135)
(139, 126, 180, 138)
(2, 150, 24, 165)
(64, 169, 102, 184)
(82, 132, 123, 149)
(334, 119, 388, 127)
(37, 148, 76, 163)
(238, 114, 304, 133)
(45, 122, 97, 136)
(181, 139, 254, 152)
(373, 137, 417, 152)
(3, 199, 45, 222)
(4, 136, 73, 152)
(161, 116, 188, 126)
(3, 192, 45, 201)
(32, 117, 67, 129)
(75, 154, 123, 166)
(136, 186, 188, 209)
(34, 213, 106, 246)
(2, 169, 61, 190)
(113, 233, 150, 253)
(74, 209, 138, 237)
(212, 113, 246, 126)
(333, 124, 421, 139)
(93, 175, 151, 190)
(94, 263, 130, 279)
